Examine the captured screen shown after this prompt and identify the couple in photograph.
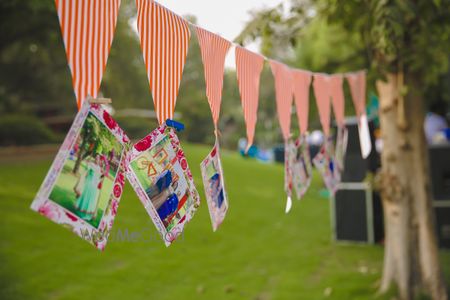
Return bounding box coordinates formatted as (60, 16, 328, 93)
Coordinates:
(74, 153, 111, 221)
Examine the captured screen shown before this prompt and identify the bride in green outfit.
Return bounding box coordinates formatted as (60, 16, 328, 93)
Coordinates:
(74, 155, 102, 221)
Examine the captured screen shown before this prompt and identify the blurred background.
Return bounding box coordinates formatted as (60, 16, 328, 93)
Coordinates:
(1, 0, 449, 299)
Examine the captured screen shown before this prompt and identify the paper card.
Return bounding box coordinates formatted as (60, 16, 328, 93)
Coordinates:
(358, 113, 372, 159)
(334, 126, 349, 182)
(292, 134, 313, 200)
(313, 138, 338, 195)
(31, 102, 130, 251)
(284, 140, 296, 212)
(200, 141, 228, 231)
(125, 124, 200, 246)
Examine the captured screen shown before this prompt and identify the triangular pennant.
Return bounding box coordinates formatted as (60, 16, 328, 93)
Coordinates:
(136, 0, 191, 124)
(55, 0, 121, 108)
(330, 74, 345, 127)
(235, 47, 265, 149)
(347, 71, 371, 158)
(312, 74, 332, 136)
(346, 71, 367, 117)
(292, 69, 312, 135)
(270, 61, 294, 141)
(195, 27, 231, 127)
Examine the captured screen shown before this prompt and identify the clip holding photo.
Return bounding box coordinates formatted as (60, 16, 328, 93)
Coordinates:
(166, 119, 185, 132)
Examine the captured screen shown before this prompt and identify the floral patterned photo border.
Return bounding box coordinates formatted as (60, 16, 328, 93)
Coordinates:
(200, 141, 229, 231)
(125, 124, 200, 246)
(30, 101, 130, 251)
(292, 134, 313, 200)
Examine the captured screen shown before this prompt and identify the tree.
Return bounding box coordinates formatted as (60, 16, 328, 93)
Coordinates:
(0, 0, 76, 114)
(72, 114, 121, 174)
(238, 0, 450, 299)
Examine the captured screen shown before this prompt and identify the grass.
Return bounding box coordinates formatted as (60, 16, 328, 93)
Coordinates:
(48, 159, 114, 228)
(0, 143, 448, 300)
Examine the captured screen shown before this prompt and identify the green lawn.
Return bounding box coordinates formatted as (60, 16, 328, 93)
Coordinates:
(0, 143, 448, 300)
(48, 159, 113, 229)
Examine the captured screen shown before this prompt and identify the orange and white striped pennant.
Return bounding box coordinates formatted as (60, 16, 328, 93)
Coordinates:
(270, 61, 294, 141)
(55, 0, 121, 109)
(235, 47, 265, 149)
(195, 27, 231, 128)
(313, 74, 332, 136)
(330, 74, 345, 127)
(136, 0, 191, 124)
(292, 69, 312, 135)
(347, 70, 371, 158)
(346, 71, 367, 117)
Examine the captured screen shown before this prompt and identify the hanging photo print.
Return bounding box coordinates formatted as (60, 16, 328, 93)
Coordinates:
(292, 135, 313, 200)
(200, 142, 228, 231)
(125, 124, 200, 246)
(31, 102, 130, 250)
(313, 138, 338, 195)
(284, 140, 296, 213)
(334, 126, 348, 182)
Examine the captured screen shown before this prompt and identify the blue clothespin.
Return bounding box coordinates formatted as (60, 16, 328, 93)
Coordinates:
(166, 119, 185, 132)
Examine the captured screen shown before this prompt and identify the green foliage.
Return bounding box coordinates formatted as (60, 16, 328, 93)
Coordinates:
(292, 17, 366, 73)
(0, 114, 56, 146)
(322, 0, 450, 85)
(79, 114, 122, 158)
(0, 0, 76, 114)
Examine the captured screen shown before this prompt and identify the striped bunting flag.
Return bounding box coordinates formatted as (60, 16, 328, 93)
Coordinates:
(235, 47, 265, 149)
(195, 27, 231, 127)
(136, 0, 191, 124)
(347, 71, 371, 158)
(346, 71, 367, 117)
(55, 0, 121, 108)
(330, 74, 345, 127)
(292, 69, 312, 135)
(270, 60, 294, 141)
(312, 74, 332, 136)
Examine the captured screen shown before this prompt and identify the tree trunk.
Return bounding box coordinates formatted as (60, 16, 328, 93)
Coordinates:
(376, 73, 447, 300)
(73, 141, 87, 175)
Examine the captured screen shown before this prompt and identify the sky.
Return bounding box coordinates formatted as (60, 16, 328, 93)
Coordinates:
(155, 0, 288, 68)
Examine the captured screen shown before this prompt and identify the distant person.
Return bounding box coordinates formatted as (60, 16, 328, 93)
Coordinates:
(308, 130, 324, 159)
(424, 101, 448, 144)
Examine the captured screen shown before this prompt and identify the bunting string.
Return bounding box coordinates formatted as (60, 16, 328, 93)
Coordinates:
(57, 0, 367, 148)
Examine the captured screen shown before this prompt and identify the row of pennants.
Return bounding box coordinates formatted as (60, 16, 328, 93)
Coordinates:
(33, 0, 375, 248)
(55, 0, 370, 154)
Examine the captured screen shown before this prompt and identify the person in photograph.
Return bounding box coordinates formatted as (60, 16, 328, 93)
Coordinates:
(424, 101, 449, 144)
(97, 151, 113, 190)
(74, 155, 102, 221)
(209, 173, 224, 208)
